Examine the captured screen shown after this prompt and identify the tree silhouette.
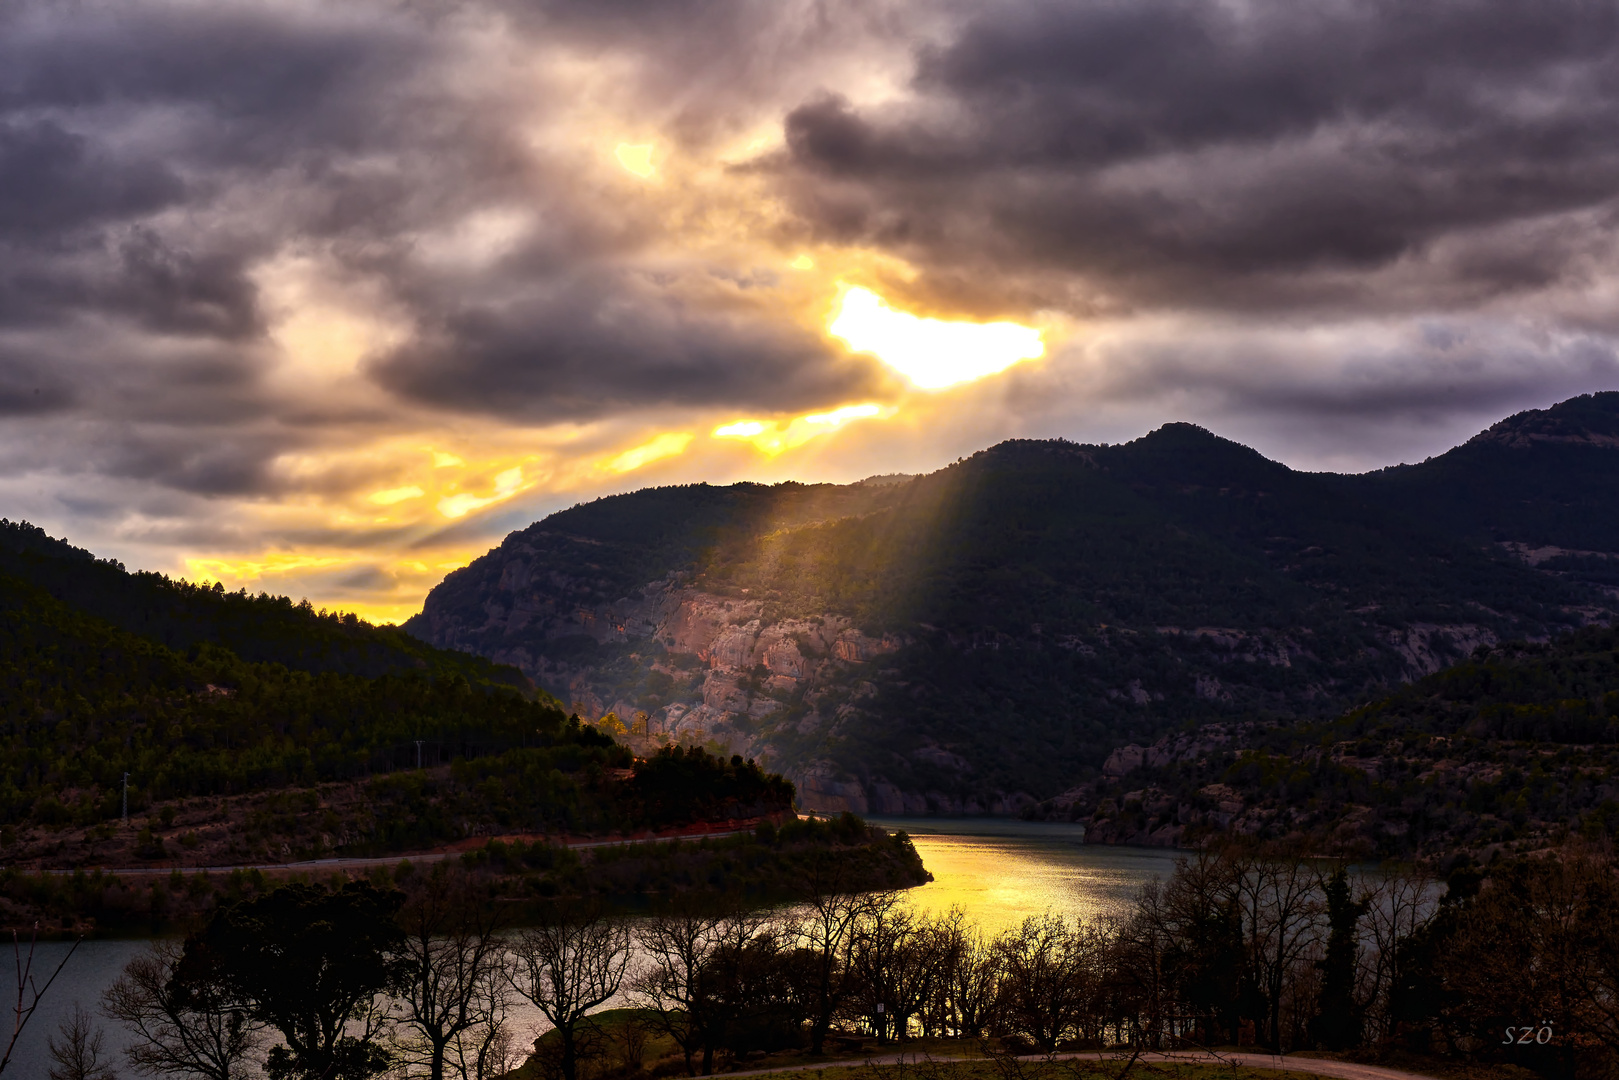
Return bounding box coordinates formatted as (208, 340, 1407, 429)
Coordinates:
(182, 882, 406, 1080)
(509, 904, 630, 1080)
(105, 939, 263, 1080)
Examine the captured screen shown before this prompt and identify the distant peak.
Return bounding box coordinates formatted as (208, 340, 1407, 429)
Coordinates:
(971, 438, 1100, 466)
(1468, 391, 1619, 450)
(1143, 421, 1224, 443)
(1130, 421, 1271, 458)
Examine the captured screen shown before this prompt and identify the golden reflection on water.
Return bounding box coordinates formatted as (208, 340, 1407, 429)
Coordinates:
(865, 818, 1184, 935)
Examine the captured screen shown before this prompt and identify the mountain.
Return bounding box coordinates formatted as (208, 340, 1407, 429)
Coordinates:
(406, 392, 1619, 813)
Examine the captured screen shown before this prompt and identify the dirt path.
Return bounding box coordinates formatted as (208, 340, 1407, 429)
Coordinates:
(724, 1050, 1441, 1080)
(91, 825, 751, 877)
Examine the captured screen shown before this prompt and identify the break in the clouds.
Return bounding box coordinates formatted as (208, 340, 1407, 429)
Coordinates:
(3, 0, 1619, 619)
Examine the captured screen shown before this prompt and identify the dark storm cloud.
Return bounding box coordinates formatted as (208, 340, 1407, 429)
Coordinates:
(0, 0, 882, 443)
(776, 0, 1619, 311)
(0, 350, 75, 417)
(372, 270, 883, 422)
(92, 427, 291, 497)
(0, 119, 182, 239)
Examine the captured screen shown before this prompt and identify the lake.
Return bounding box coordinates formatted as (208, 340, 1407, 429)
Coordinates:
(0, 820, 1180, 1075)
(866, 817, 1181, 934)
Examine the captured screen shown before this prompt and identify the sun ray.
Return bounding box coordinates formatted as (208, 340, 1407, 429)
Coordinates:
(712, 402, 887, 456)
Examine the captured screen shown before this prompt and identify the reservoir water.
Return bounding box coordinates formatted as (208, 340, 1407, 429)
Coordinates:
(0, 820, 1180, 1075)
(867, 817, 1181, 934)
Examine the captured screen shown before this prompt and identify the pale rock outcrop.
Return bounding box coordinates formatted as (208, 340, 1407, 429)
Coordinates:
(991, 791, 1038, 815)
(1385, 623, 1498, 677)
(706, 621, 761, 671)
(657, 703, 690, 734)
(913, 745, 971, 773)
(831, 629, 901, 663)
(701, 671, 750, 713)
(1102, 744, 1147, 777)
(761, 636, 807, 677)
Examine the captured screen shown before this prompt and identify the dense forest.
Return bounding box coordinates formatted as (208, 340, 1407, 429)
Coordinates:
(0, 518, 533, 689)
(409, 393, 1619, 811)
(0, 565, 600, 824)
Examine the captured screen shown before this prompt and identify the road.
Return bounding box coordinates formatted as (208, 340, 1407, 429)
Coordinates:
(726, 1050, 1440, 1080)
(83, 825, 752, 877)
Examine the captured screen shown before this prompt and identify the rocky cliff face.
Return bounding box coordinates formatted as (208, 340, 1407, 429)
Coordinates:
(408, 544, 922, 810)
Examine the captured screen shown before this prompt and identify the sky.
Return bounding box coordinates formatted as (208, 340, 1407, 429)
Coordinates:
(5, 0, 1619, 622)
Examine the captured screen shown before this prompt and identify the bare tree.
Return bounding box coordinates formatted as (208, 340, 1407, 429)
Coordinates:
(0, 927, 82, 1076)
(392, 866, 511, 1080)
(931, 911, 998, 1039)
(447, 988, 523, 1080)
(1358, 866, 1439, 1044)
(632, 906, 727, 1076)
(1151, 852, 1244, 1048)
(634, 903, 788, 1075)
(993, 912, 1098, 1051)
(509, 905, 631, 1080)
(706, 910, 794, 1063)
(846, 904, 948, 1041)
(1114, 883, 1174, 1049)
(1228, 849, 1326, 1050)
(104, 939, 264, 1080)
(792, 856, 892, 1054)
(46, 1003, 116, 1080)
(1439, 851, 1619, 1078)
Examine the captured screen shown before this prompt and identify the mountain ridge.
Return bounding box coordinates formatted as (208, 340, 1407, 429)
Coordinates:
(408, 392, 1619, 813)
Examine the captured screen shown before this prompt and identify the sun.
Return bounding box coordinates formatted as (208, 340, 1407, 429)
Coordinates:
(829, 285, 1045, 390)
(614, 142, 656, 179)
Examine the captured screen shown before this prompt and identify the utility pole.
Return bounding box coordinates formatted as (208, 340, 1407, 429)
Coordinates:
(122, 772, 129, 824)
(415, 740, 424, 769)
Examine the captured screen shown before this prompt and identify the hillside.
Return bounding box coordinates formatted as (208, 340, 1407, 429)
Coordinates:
(0, 519, 533, 692)
(407, 393, 1619, 813)
(1061, 621, 1619, 858)
(0, 535, 821, 872)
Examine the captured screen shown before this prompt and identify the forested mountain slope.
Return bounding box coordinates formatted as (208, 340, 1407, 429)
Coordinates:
(0, 565, 594, 823)
(0, 519, 532, 691)
(407, 393, 1619, 813)
(1068, 621, 1619, 857)
(0, 545, 820, 874)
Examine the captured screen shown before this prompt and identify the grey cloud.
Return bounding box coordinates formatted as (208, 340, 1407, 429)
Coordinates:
(0, 352, 75, 416)
(95, 431, 288, 497)
(0, 119, 182, 238)
(0, 0, 884, 439)
(1026, 319, 1619, 430)
(775, 0, 1619, 311)
(371, 267, 885, 421)
(112, 231, 262, 340)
